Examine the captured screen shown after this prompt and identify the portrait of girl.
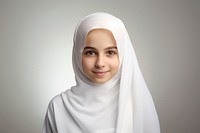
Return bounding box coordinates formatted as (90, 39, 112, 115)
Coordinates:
(42, 12, 160, 133)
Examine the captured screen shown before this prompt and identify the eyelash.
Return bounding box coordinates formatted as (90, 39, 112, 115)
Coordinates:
(84, 50, 117, 57)
(106, 50, 117, 55)
(84, 51, 96, 56)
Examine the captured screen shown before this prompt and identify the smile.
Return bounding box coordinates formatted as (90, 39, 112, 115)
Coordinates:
(92, 71, 109, 76)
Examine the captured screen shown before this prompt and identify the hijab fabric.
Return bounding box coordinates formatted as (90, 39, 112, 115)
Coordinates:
(43, 12, 160, 133)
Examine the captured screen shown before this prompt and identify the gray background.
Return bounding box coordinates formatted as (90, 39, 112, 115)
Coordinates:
(0, 0, 199, 133)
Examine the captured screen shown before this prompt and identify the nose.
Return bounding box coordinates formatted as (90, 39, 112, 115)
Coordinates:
(95, 54, 105, 68)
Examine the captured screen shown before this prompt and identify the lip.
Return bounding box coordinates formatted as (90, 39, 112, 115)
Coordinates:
(92, 71, 109, 76)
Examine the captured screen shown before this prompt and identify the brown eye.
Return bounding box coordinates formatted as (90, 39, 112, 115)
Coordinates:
(108, 51, 115, 54)
(106, 50, 117, 56)
(85, 51, 96, 56)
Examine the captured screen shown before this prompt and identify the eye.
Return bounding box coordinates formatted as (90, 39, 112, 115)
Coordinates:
(84, 51, 96, 56)
(106, 50, 117, 56)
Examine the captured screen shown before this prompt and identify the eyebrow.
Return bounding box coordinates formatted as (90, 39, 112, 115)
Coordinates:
(83, 46, 118, 50)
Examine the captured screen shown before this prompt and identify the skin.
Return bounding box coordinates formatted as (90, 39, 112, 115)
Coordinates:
(82, 29, 119, 84)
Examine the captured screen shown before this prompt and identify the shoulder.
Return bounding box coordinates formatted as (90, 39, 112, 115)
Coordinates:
(47, 90, 69, 111)
(50, 93, 62, 104)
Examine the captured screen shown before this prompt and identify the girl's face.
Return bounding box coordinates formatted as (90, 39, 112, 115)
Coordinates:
(82, 29, 119, 84)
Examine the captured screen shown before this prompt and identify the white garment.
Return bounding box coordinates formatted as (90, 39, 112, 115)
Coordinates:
(42, 12, 160, 133)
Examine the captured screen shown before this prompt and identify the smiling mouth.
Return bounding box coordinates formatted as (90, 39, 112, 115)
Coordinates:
(92, 71, 109, 76)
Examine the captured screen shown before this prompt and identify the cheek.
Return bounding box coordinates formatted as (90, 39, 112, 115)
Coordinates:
(82, 57, 93, 71)
(110, 58, 120, 70)
(82, 58, 87, 72)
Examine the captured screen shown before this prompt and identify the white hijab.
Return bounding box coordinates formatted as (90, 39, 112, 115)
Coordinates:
(62, 12, 160, 133)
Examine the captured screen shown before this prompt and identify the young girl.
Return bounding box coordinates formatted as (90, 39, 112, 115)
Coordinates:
(42, 12, 160, 133)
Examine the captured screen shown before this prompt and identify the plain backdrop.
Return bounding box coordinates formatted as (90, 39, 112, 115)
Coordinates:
(0, 0, 199, 133)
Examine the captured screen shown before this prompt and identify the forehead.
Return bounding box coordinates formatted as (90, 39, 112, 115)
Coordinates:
(87, 28, 113, 35)
(86, 28, 116, 45)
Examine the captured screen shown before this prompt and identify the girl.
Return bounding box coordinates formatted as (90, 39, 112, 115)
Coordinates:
(42, 12, 160, 133)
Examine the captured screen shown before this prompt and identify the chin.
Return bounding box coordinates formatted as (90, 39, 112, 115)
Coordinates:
(92, 79, 110, 84)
